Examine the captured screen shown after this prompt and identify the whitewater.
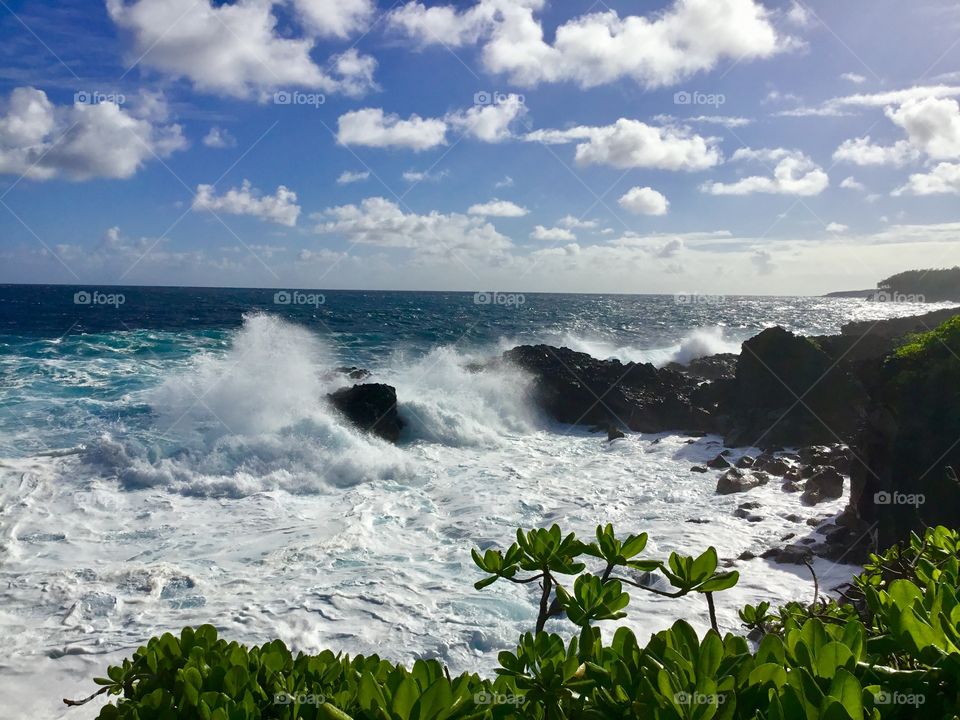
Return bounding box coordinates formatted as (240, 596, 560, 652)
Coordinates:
(0, 290, 953, 719)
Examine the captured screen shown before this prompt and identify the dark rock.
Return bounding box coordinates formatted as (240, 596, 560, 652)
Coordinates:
(738, 550, 756, 561)
(328, 383, 403, 443)
(607, 426, 625, 441)
(690, 465, 708, 473)
(706, 454, 731, 469)
(760, 548, 780, 559)
(686, 518, 711, 524)
(735, 455, 755, 469)
(785, 514, 803, 523)
(664, 353, 739, 381)
(502, 345, 716, 433)
(780, 533, 796, 541)
(801, 467, 844, 505)
(776, 545, 813, 565)
(333, 365, 371, 381)
(716, 468, 770, 495)
(738, 501, 762, 510)
(781, 481, 803, 493)
(723, 328, 868, 449)
(806, 518, 823, 527)
(850, 316, 960, 546)
(758, 457, 792, 476)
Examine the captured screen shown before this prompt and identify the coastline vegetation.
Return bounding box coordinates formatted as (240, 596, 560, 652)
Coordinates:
(70, 524, 960, 719)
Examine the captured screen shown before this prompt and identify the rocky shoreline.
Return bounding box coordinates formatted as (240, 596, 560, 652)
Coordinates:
(326, 306, 960, 565)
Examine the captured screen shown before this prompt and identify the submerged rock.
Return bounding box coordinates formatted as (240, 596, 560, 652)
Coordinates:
(328, 383, 403, 443)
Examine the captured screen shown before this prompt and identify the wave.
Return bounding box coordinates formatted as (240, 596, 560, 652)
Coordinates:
(82, 314, 539, 497)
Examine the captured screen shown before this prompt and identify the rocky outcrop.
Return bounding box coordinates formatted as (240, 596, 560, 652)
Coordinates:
(723, 327, 868, 449)
(849, 316, 960, 547)
(716, 468, 770, 494)
(502, 345, 716, 433)
(800, 467, 844, 505)
(328, 383, 404, 443)
(664, 353, 739, 381)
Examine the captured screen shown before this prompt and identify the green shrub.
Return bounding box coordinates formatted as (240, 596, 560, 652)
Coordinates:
(69, 526, 960, 719)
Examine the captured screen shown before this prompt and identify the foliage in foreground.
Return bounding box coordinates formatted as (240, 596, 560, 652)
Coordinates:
(71, 525, 960, 719)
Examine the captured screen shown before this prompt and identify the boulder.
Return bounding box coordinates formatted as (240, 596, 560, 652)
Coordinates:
(333, 365, 372, 381)
(775, 544, 813, 565)
(328, 383, 403, 443)
(706, 453, 731, 469)
(716, 468, 770, 495)
(735, 455, 755, 469)
(723, 327, 868, 449)
(607, 426, 625, 441)
(757, 456, 792, 476)
(690, 466, 708, 473)
(502, 345, 715, 433)
(801, 467, 844, 505)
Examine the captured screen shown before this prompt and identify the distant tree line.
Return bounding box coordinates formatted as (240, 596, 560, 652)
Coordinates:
(878, 266, 960, 301)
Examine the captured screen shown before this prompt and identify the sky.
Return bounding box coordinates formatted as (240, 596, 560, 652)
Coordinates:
(0, 0, 959, 295)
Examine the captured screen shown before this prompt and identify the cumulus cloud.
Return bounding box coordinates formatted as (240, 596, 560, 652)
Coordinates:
(290, 0, 375, 39)
(312, 196, 513, 258)
(106, 0, 378, 98)
(0, 86, 185, 181)
(840, 72, 867, 84)
(448, 94, 527, 142)
(701, 148, 829, 196)
(826, 222, 848, 233)
(832, 136, 919, 166)
(530, 225, 576, 241)
(618, 186, 669, 215)
(337, 108, 448, 150)
(893, 162, 960, 196)
(887, 96, 960, 159)
(192, 180, 301, 226)
(780, 84, 960, 118)
(402, 169, 449, 182)
(389, 0, 790, 89)
(336, 170, 370, 184)
(840, 176, 866, 191)
(203, 126, 236, 148)
(467, 199, 529, 217)
(526, 118, 721, 170)
(557, 215, 597, 229)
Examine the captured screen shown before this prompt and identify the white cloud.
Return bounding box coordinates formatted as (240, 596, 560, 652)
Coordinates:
(526, 118, 721, 171)
(290, 0, 375, 38)
(390, 0, 790, 89)
(782, 84, 960, 118)
(618, 186, 669, 215)
(312, 196, 513, 258)
(530, 225, 576, 241)
(893, 162, 960, 196)
(494, 175, 514, 188)
(0, 86, 185, 181)
(840, 72, 867, 84)
(655, 114, 753, 128)
(557, 215, 597, 229)
(203, 126, 236, 148)
(402, 168, 449, 182)
(336, 170, 370, 184)
(785, 1, 814, 27)
(751, 248, 774, 274)
(448, 94, 527, 142)
(832, 136, 919, 166)
(840, 176, 865, 191)
(106, 0, 378, 98)
(467, 199, 529, 217)
(192, 180, 301, 226)
(826, 222, 848, 233)
(702, 148, 829, 196)
(887, 96, 960, 159)
(337, 108, 448, 150)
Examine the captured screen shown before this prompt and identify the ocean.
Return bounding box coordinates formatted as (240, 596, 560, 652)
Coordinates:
(0, 285, 953, 718)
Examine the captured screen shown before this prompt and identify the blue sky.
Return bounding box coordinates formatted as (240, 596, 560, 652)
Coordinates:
(0, 0, 959, 294)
